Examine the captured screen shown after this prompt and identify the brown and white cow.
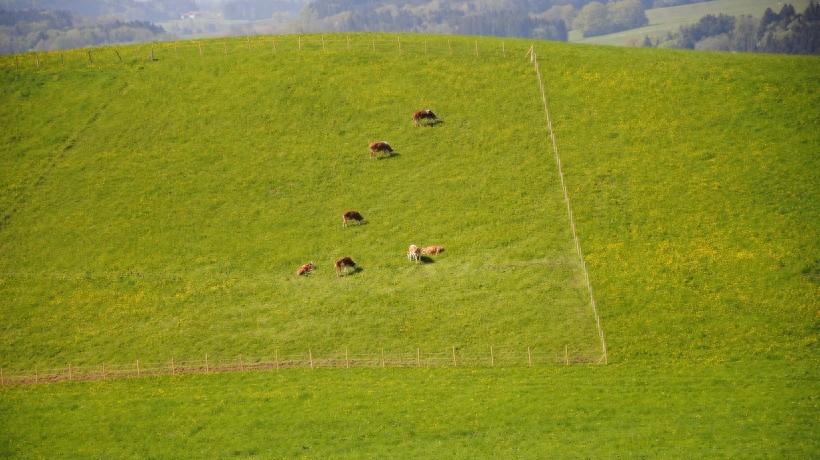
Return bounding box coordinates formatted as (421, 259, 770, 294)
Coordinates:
(342, 210, 365, 227)
(296, 262, 316, 276)
(334, 256, 357, 276)
(407, 244, 421, 263)
(412, 109, 438, 126)
(369, 141, 394, 159)
(421, 245, 444, 256)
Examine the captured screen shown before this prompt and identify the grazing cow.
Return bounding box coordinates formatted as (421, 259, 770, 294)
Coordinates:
(421, 245, 444, 256)
(407, 244, 421, 263)
(412, 109, 438, 126)
(335, 256, 357, 276)
(342, 210, 365, 227)
(369, 141, 394, 159)
(296, 262, 316, 276)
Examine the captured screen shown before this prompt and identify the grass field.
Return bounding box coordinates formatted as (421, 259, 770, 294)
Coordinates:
(1, 34, 818, 457)
(569, 0, 813, 46)
(0, 35, 600, 371)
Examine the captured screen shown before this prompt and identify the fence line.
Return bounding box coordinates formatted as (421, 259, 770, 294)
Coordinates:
(528, 45, 608, 365)
(1, 35, 525, 71)
(0, 346, 599, 386)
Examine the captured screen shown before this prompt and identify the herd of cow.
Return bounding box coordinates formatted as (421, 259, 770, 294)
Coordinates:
(296, 109, 443, 277)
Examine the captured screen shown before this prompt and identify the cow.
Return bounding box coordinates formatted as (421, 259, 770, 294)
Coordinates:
(342, 210, 365, 227)
(296, 262, 315, 276)
(421, 245, 444, 256)
(369, 141, 394, 159)
(335, 256, 357, 276)
(412, 109, 438, 126)
(407, 244, 421, 263)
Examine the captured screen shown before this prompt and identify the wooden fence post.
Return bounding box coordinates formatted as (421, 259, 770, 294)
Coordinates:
(321, 35, 325, 52)
(87, 50, 92, 65)
(475, 40, 478, 56)
(60, 52, 64, 65)
(34, 54, 40, 68)
(114, 49, 122, 62)
(372, 39, 375, 52)
(565, 345, 569, 366)
(502, 41, 505, 57)
(275, 349, 279, 371)
(239, 355, 244, 372)
(246, 36, 251, 50)
(101, 364, 105, 380)
(380, 348, 385, 368)
(345, 347, 350, 369)
(1, 368, 4, 385)
(68, 363, 72, 381)
(170, 357, 175, 376)
(309, 349, 313, 369)
(417, 348, 421, 367)
(198, 42, 202, 56)
(527, 347, 532, 367)
(150, 45, 155, 61)
(397, 36, 401, 54)
(346, 35, 350, 50)
(452, 346, 457, 367)
(272, 38, 276, 53)
(34, 368, 38, 384)
(205, 354, 209, 373)
(490, 346, 495, 367)
(298, 36, 302, 51)
(448, 40, 452, 54)
(14, 55, 19, 70)
(136, 359, 140, 377)
(223, 43, 227, 55)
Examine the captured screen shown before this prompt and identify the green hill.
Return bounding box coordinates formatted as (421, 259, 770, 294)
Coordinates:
(0, 34, 818, 458)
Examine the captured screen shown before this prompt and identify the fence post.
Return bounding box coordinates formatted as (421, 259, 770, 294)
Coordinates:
(114, 49, 122, 62)
(275, 349, 279, 371)
(448, 40, 452, 54)
(60, 52, 64, 65)
(474, 41, 478, 57)
(321, 35, 325, 52)
(87, 50, 93, 65)
(490, 346, 495, 367)
(68, 363, 72, 381)
(309, 349, 313, 369)
(298, 36, 302, 51)
(223, 43, 227, 55)
(424, 40, 428, 54)
(239, 355, 244, 372)
(1, 368, 4, 385)
(205, 354, 209, 373)
(34, 54, 40, 68)
(502, 42, 505, 57)
(34, 368, 38, 384)
(101, 364, 105, 380)
(246, 36, 251, 50)
(345, 347, 350, 369)
(272, 38, 276, 53)
(372, 39, 375, 52)
(565, 345, 569, 365)
(397, 36, 401, 54)
(150, 45, 155, 61)
(170, 357, 175, 376)
(346, 35, 350, 50)
(527, 347, 532, 367)
(136, 359, 140, 377)
(417, 348, 421, 367)
(380, 348, 385, 368)
(452, 346, 457, 367)
(198, 42, 202, 56)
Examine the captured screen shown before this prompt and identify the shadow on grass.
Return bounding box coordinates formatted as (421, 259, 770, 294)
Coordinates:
(376, 152, 400, 160)
(419, 256, 435, 264)
(339, 266, 363, 277)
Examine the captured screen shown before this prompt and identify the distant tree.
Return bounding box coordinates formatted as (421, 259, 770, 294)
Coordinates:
(574, 0, 647, 37)
(573, 1, 608, 36)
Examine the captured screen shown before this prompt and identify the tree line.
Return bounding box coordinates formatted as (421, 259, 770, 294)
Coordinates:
(0, 9, 168, 54)
(643, 2, 820, 54)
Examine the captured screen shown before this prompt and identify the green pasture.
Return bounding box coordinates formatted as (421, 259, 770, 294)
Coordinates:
(1, 364, 816, 458)
(1, 34, 818, 458)
(0, 35, 600, 371)
(569, 0, 813, 46)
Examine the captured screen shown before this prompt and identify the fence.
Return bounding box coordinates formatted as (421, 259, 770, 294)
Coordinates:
(0, 34, 533, 71)
(0, 346, 602, 386)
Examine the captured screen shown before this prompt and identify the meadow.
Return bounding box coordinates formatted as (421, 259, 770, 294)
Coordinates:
(1, 34, 818, 457)
(569, 0, 813, 46)
(0, 35, 600, 372)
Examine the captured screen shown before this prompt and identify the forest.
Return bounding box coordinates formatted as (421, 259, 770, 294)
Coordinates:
(645, 2, 820, 54)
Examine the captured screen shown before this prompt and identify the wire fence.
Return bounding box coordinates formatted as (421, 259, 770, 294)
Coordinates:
(0, 34, 534, 71)
(0, 346, 603, 386)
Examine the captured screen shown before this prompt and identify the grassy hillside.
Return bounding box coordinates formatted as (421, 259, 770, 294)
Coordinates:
(569, 0, 813, 46)
(1, 34, 818, 458)
(0, 35, 600, 371)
